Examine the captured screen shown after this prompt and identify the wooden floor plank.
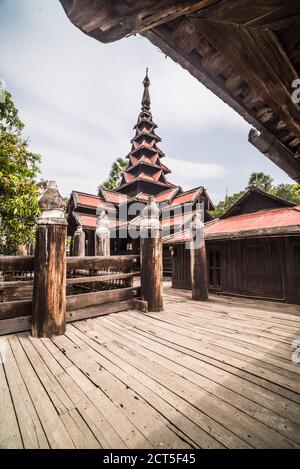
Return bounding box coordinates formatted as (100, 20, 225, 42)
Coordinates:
(72, 321, 244, 448)
(4, 340, 49, 448)
(69, 323, 223, 449)
(97, 316, 299, 448)
(94, 314, 300, 426)
(127, 308, 300, 371)
(112, 312, 300, 394)
(39, 338, 128, 449)
(54, 331, 191, 449)
(52, 334, 154, 449)
(1, 286, 299, 449)
(8, 336, 75, 449)
(0, 341, 23, 449)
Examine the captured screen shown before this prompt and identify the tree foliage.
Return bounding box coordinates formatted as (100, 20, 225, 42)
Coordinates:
(99, 157, 128, 191)
(270, 183, 300, 204)
(247, 172, 273, 192)
(211, 172, 300, 218)
(211, 191, 245, 219)
(0, 90, 41, 254)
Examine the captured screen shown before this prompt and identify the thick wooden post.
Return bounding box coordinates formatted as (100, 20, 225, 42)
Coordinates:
(32, 181, 67, 338)
(140, 197, 163, 312)
(95, 211, 110, 256)
(73, 225, 85, 256)
(190, 211, 209, 301)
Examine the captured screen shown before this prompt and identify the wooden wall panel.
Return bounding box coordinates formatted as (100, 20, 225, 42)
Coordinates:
(171, 236, 300, 304)
(283, 236, 300, 304)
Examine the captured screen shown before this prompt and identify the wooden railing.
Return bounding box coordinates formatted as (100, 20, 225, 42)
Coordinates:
(0, 255, 141, 336)
(65, 255, 140, 322)
(0, 256, 34, 335)
(0, 182, 165, 338)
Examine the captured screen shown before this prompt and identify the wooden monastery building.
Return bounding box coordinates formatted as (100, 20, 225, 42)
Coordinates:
(67, 71, 214, 273)
(165, 188, 300, 304)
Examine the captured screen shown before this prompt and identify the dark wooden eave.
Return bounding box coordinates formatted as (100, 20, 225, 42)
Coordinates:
(59, 0, 300, 183)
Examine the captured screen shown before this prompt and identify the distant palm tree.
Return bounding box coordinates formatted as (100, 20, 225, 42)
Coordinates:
(247, 172, 273, 192)
(98, 157, 128, 191)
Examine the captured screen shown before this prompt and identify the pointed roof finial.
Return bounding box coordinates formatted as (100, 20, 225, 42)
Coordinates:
(142, 68, 151, 111)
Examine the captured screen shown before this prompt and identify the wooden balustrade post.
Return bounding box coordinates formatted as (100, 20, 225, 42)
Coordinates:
(140, 196, 163, 312)
(190, 211, 209, 301)
(32, 181, 67, 338)
(95, 211, 110, 256)
(73, 225, 85, 256)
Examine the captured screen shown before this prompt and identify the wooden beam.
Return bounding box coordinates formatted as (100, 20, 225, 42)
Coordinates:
(0, 299, 32, 320)
(67, 255, 137, 270)
(191, 0, 300, 30)
(249, 128, 300, 183)
(132, 298, 149, 313)
(192, 20, 300, 137)
(0, 256, 34, 272)
(66, 299, 134, 322)
(66, 286, 134, 311)
(66, 272, 140, 285)
(59, 0, 220, 43)
(0, 298, 136, 335)
(143, 26, 268, 133)
(0, 280, 33, 289)
(0, 315, 31, 336)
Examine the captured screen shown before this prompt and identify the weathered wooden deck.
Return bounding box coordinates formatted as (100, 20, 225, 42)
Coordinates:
(1, 286, 300, 449)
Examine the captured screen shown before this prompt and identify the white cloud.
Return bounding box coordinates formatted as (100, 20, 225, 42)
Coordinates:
(0, 0, 291, 202)
(168, 158, 227, 190)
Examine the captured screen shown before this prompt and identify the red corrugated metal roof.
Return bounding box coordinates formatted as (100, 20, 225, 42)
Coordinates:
(163, 205, 300, 244)
(205, 205, 300, 236)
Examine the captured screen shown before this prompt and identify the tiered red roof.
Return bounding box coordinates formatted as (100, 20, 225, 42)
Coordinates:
(100, 189, 128, 205)
(72, 191, 116, 212)
(67, 71, 214, 234)
(169, 188, 202, 207)
(73, 213, 127, 230)
(117, 69, 173, 196)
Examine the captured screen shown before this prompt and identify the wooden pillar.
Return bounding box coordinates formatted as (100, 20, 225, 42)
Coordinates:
(32, 181, 67, 338)
(140, 196, 163, 312)
(190, 211, 209, 301)
(95, 211, 110, 256)
(73, 225, 85, 256)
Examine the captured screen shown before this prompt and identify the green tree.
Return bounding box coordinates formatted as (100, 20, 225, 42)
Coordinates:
(0, 89, 41, 254)
(211, 191, 245, 219)
(211, 172, 300, 219)
(99, 157, 128, 191)
(247, 172, 273, 191)
(272, 183, 300, 204)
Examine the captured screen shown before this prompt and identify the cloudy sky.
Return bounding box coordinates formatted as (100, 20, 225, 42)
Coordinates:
(0, 0, 291, 203)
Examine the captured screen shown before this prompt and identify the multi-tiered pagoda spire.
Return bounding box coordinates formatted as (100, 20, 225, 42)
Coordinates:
(117, 69, 174, 196)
